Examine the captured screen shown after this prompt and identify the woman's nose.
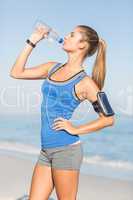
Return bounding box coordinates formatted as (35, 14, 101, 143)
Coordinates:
(64, 36, 68, 41)
(64, 33, 70, 41)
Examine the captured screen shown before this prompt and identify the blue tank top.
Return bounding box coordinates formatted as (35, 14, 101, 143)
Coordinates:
(41, 62, 87, 149)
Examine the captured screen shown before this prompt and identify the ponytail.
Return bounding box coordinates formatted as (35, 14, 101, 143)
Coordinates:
(91, 38, 107, 90)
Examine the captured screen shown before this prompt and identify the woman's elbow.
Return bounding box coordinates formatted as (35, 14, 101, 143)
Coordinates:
(10, 72, 17, 78)
(106, 115, 115, 126)
(99, 112, 115, 127)
(10, 70, 21, 79)
(100, 114, 115, 127)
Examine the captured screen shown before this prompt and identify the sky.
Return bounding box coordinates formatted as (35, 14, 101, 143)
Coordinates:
(0, 0, 133, 117)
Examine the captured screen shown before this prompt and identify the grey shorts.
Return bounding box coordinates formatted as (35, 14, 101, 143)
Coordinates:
(37, 142, 84, 170)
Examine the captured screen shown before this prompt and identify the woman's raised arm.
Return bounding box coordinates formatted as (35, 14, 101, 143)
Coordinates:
(10, 24, 57, 80)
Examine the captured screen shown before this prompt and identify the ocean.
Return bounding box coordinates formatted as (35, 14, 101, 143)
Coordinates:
(0, 113, 133, 181)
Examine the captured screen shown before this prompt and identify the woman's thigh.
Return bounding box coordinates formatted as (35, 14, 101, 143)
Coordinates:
(29, 162, 54, 200)
(50, 143, 84, 200)
(52, 168, 80, 200)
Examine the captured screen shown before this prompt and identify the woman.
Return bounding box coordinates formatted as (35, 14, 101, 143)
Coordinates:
(10, 24, 115, 200)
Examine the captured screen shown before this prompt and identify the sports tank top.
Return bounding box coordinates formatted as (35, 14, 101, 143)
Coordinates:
(41, 62, 87, 149)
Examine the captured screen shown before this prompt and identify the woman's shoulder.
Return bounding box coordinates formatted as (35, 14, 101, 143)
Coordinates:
(82, 74, 100, 94)
(82, 74, 96, 85)
(47, 61, 59, 72)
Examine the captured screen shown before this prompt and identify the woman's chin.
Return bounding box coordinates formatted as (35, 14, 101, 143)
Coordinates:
(62, 45, 67, 51)
(62, 44, 70, 51)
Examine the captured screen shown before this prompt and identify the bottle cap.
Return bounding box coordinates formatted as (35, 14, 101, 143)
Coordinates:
(58, 38, 64, 44)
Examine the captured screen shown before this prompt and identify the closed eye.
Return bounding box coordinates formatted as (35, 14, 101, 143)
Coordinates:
(70, 32, 74, 37)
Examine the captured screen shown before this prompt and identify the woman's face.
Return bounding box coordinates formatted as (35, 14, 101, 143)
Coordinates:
(62, 27, 86, 53)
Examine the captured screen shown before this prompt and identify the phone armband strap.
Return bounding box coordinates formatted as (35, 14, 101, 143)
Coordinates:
(92, 91, 115, 116)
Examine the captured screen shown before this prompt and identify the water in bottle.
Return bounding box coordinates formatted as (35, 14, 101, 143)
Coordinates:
(34, 20, 64, 45)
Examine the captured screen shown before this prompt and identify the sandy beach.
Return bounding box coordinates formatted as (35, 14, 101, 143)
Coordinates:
(0, 152, 133, 200)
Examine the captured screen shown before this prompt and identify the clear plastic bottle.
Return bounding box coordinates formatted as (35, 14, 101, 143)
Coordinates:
(34, 20, 64, 45)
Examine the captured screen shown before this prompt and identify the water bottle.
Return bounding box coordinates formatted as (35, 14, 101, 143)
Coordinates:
(34, 20, 64, 45)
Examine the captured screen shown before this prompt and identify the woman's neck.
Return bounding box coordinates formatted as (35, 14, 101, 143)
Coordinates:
(65, 55, 84, 72)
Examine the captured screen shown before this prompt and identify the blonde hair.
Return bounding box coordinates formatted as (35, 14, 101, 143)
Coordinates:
(78, 25, 106, 90)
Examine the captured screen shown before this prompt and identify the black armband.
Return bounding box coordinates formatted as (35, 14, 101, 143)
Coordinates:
(92, 91, 115, 117)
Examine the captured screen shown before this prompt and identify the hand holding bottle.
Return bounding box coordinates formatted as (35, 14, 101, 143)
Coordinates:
(28, 20, 64, 46)
(29, 23, 50, 45)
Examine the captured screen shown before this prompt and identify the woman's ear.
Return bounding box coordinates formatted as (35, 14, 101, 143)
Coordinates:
(79, 40, 89, 50)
